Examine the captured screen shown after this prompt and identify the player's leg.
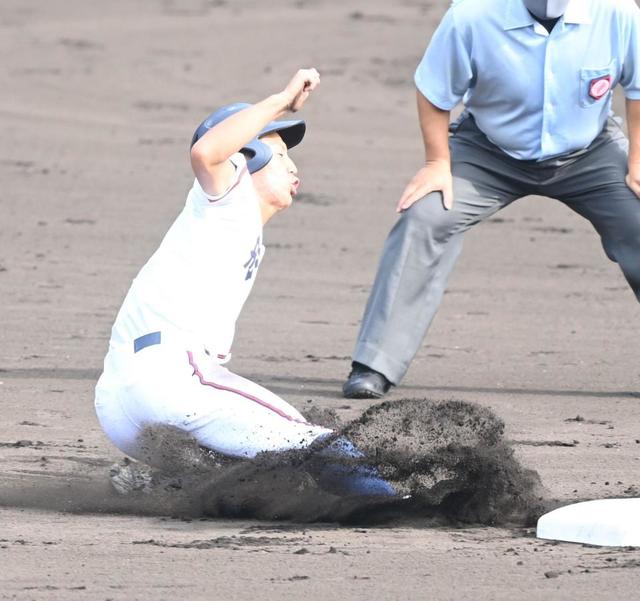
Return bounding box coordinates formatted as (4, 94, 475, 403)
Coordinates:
(182, 348, 333, 457)
(95, 349, 147, 459)
(551, 121, 640, 301)
(95, 348, 173, 494)
(97, 343, 331, 459)
(185, 356, 397, 495)
(346, 117, 528, 394)
(97, 343, 396, 496)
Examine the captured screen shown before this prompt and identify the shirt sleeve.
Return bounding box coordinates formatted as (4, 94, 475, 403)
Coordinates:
(192, 153, 249, 206)
(620, 0, 640, 99)
(414, 8, 473, 110)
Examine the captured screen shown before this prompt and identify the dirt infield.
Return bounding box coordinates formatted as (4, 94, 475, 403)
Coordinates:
(1, 0, 640, 599)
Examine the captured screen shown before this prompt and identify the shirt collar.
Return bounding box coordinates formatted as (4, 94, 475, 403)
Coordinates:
(503, 0, 535, 31)
(503, 0, 592, 31)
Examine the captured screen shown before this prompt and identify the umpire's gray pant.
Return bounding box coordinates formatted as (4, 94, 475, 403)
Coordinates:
(353, 114, 640, 385)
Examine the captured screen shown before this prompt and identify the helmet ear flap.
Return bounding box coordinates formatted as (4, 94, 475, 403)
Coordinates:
(242, 138, 272, 174)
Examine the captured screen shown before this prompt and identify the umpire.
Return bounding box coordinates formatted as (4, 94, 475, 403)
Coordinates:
(343, 0, 640, 399)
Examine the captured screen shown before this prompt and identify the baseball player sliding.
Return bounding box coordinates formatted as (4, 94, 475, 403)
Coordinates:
(95, 69, 395, 497)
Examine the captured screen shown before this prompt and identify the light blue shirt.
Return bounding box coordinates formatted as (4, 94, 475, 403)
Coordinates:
(415, 0, 640, 160)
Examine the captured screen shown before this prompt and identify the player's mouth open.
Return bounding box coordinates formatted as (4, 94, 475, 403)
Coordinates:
(290, 179, 300, 196)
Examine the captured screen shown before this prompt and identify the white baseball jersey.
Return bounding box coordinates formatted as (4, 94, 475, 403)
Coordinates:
(109, 152, 264, 362)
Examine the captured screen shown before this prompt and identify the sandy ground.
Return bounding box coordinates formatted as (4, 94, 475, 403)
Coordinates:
(1, 0, 640, 598)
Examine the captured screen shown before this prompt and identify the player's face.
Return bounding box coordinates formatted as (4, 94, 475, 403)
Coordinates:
(252, 133, 299, 217)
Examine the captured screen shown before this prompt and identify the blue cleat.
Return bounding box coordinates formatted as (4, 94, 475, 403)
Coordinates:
(312, 437, 397, 497)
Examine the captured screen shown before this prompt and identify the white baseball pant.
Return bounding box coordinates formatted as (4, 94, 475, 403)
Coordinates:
(95, 334, 332, 460)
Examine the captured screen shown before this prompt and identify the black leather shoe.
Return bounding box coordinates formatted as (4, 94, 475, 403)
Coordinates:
(342, 364, 392, 399)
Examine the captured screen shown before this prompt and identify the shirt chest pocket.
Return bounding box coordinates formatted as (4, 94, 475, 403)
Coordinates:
(579, 60, 617, 108)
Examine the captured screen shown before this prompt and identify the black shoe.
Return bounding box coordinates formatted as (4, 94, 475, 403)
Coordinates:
(342, 363, 392, 399)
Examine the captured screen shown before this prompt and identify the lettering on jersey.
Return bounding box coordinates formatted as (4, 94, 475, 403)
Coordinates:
(243, 236, 262, 281)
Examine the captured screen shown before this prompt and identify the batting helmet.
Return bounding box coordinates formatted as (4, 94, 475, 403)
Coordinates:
(190, 102, 306, 174)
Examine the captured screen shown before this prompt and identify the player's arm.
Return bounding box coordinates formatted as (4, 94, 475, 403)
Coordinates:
(191, 68, 320, 196)
(396, 90, 453, 212)
(625, 98, 640, 199)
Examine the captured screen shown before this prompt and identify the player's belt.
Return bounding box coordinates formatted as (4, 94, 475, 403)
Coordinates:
(133, 331, 161, 353)
(133, 331, 229, 362)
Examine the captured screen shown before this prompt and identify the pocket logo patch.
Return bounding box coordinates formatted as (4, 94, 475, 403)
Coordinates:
(589, 75, 612, 100)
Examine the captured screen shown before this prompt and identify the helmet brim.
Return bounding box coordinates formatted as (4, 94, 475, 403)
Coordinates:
(258, 119, 306, 150)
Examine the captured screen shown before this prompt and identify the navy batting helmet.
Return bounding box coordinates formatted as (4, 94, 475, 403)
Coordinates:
(190, 103, 306, 174)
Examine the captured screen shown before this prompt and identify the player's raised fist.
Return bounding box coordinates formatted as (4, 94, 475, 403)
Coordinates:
(283, 68, 320, 112)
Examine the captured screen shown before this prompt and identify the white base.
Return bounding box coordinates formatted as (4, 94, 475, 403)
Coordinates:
(537, 498, 640, 546)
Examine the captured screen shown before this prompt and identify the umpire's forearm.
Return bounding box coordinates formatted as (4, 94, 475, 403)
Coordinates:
(417, 89, 451, 166)
(626, 98, 640, 165)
